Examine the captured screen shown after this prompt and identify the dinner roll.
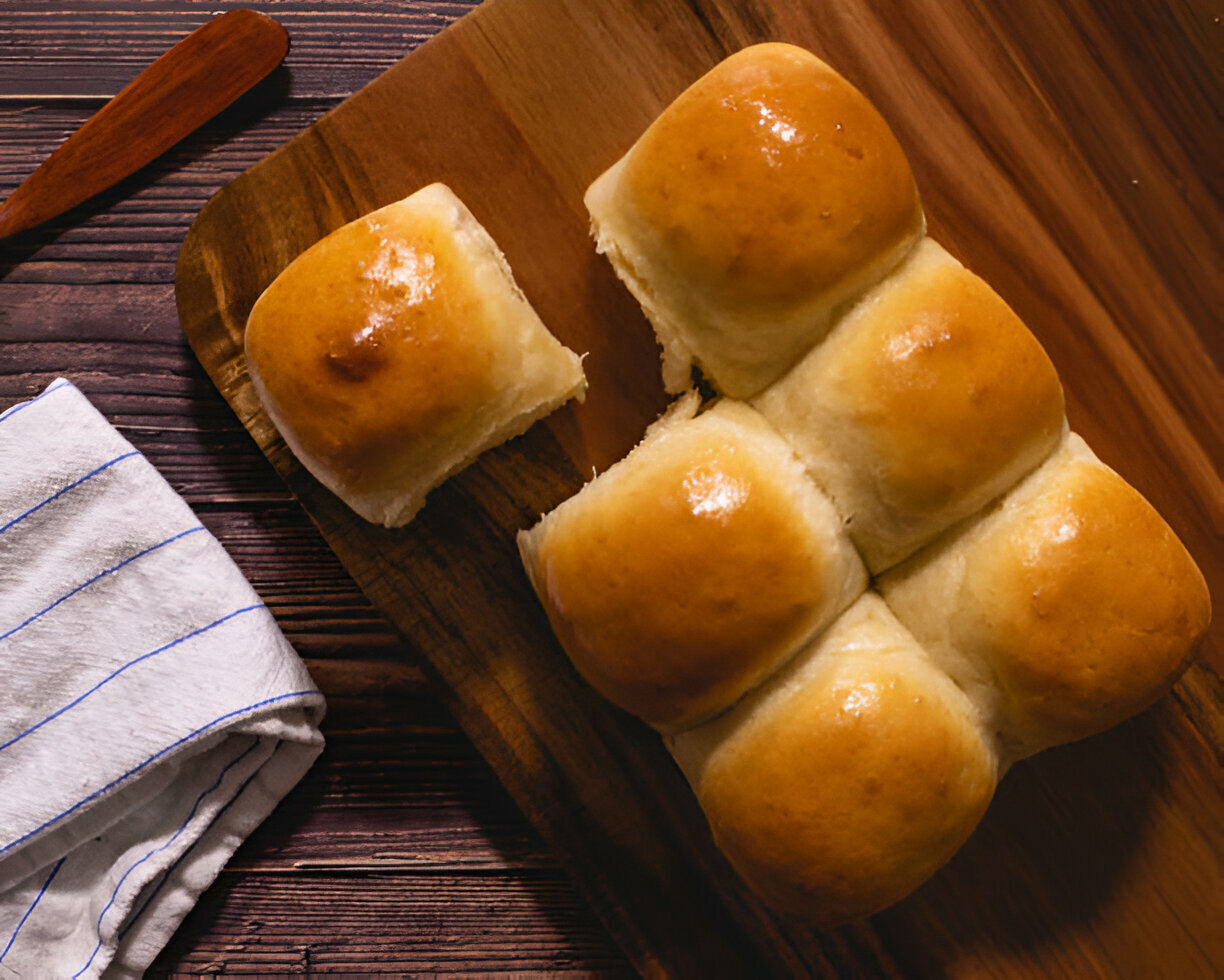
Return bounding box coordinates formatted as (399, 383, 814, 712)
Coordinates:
(245, 182, 586, 527)
(753, 238, 1067, 572)
(669, 593, 999, 923)
(518, 394, 867, 732)
(585, 42, 925, 398)
(879, 434, 1212, 759)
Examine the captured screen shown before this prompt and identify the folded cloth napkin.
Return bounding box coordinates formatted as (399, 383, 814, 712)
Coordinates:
(0, 379, 325, 978)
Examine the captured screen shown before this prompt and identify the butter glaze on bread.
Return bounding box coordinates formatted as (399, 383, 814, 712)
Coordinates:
(879, 434, 1212, 759)
(669, 593, 998, 922)
(245, 183, 586, 527)
(754, 238, 1067, 572)
(526, 41, 1215, 926)
(518, 396, 867, 732)
(585, 42, 925, 397)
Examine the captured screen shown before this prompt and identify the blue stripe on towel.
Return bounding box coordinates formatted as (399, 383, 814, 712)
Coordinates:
(0, 605, 264, 754)
(0, 379, 72, 427)
(0, 451, 141, 536)
(72, 738, 263, 978)
(0, 690, 322, 859)
(0, 857, 65, 964)
(117, 739, 267, 941)
(0, 525, 206, 643)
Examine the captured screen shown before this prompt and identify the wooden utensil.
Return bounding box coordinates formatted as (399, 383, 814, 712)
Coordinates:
(0, 8, 288, 240)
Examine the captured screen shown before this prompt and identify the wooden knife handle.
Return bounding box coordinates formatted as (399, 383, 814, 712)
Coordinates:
(0, 9, 288, 239)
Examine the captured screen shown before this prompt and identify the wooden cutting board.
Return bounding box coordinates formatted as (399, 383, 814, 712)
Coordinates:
(176, 0, 1222, 974)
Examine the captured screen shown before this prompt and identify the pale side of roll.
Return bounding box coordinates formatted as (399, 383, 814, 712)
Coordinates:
(878, 433, 1212, 760)
(753, 237, 1067, 573)
(585, 42, 925, 399)
(518, 394, 868, 733)
(669, 593, 999, 923)
(245, 182, 587, 528)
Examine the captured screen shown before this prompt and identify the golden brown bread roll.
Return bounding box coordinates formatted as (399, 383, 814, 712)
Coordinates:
(585, 42, 925, 398)
(518, 395, 867, 732)
(669, 593, 999, 923)
(879, 434, 1212, 759)
(753, 237, 1067, 572)
(245, 182, 586, 527)
(525, 39, 1213, 927)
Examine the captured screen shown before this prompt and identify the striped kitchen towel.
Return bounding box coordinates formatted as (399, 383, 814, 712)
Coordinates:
(0, 379, 325, 978)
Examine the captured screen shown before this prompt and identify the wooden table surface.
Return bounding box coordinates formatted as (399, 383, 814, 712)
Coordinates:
(1, 2, 1219, 976)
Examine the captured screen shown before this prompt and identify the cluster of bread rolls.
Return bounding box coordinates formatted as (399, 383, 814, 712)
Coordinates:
(520, 43, 1210, 923)
(245, 182, 586, 527)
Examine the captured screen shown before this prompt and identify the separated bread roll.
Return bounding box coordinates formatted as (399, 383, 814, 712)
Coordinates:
(518, 395, 867, 732)
(585, 42, 925, 398)
(669, 593, 999, 923)
(753, 238, 1067, 572)
(879, 434, 1212, 759)
(245, 182, 586, 527)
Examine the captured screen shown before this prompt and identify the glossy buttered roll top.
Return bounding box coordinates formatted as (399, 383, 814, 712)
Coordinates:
(585, 42, 925, 397)
(245, 182, 586, 527)
(754, 238, 1067, 572)
(669, 593, 999, 923)
(880, 434, 1212, 759)
(518, 396, 867, 732)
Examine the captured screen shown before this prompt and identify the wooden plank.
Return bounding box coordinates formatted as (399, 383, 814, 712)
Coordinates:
(0, 1, 481, 101)
(147, 872, 635, 976)
(174, 0, 1222, 974)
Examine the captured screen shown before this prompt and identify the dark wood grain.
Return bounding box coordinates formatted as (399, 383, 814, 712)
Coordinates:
(154, 874, 636, 975)
(0, 1, 476, 101)
(3, 0, 1221, 975)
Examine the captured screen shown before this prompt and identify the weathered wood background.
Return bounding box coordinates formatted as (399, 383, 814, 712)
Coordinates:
(2, 1, 1220, 975)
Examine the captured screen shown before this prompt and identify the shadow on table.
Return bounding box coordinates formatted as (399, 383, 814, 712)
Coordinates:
(871, 696, 1183, 975)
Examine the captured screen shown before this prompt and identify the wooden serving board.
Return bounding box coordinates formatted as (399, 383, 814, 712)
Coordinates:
(176, 0, 1222, 974)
